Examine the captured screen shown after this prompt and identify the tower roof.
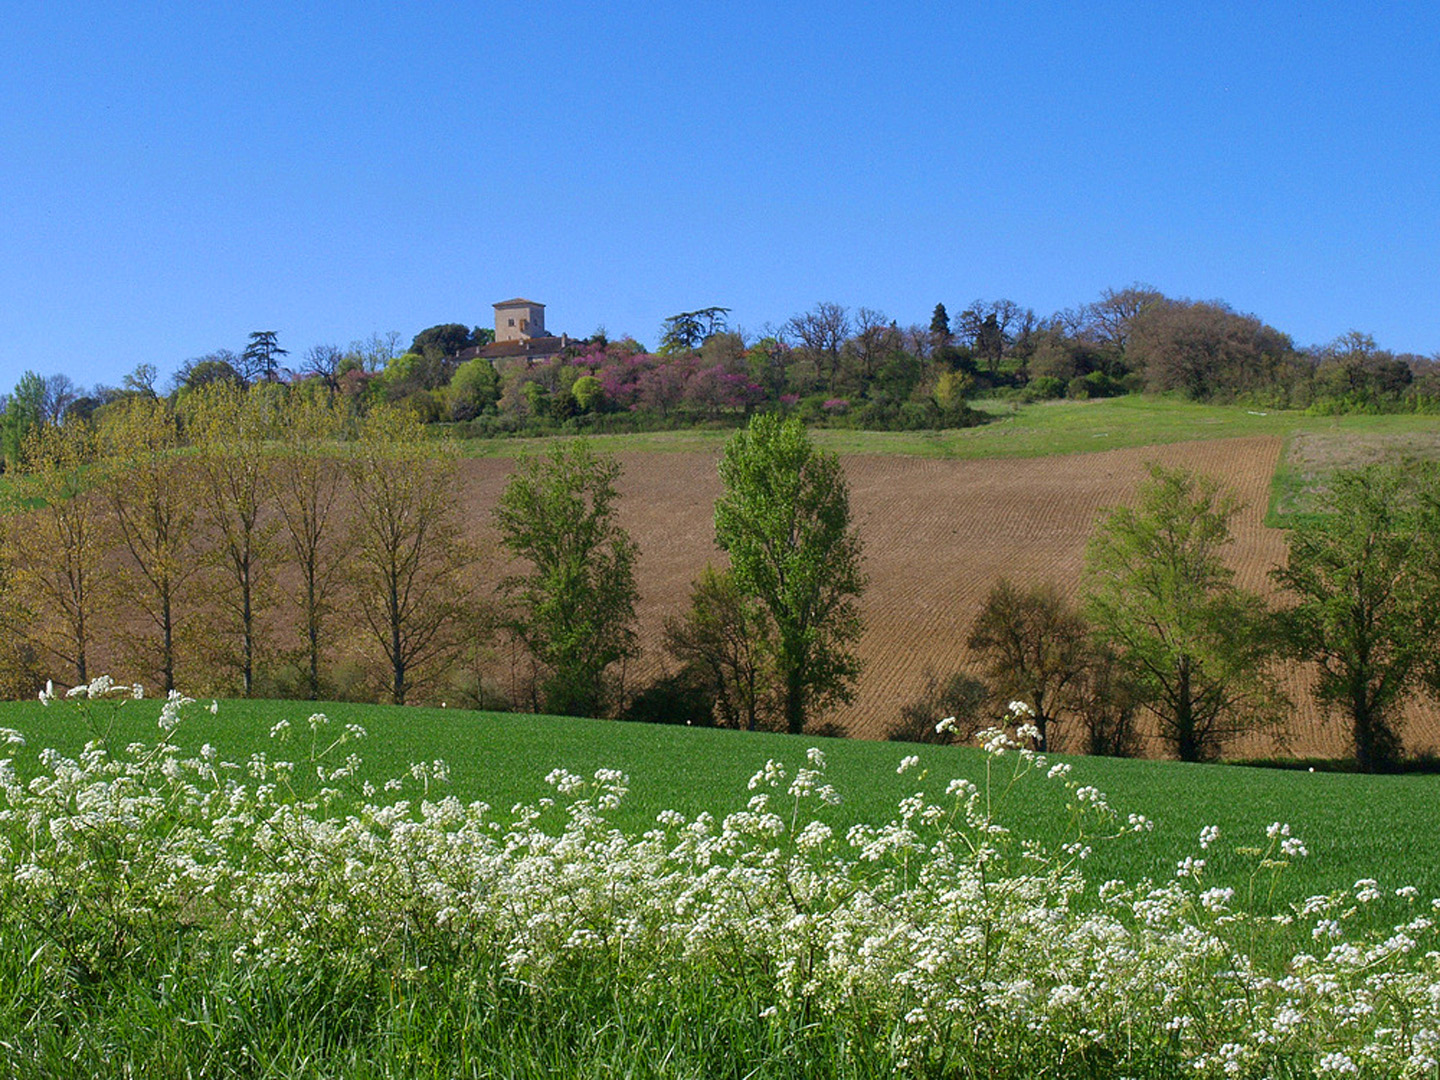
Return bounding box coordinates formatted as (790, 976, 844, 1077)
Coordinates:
(493, 297, 544, 309)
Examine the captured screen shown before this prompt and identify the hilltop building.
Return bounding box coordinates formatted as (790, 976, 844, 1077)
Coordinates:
(494, 298, 546, 341)
(457, 298, 572, 367)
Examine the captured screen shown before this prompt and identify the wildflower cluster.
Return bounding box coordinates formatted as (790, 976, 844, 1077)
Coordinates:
(3, 692, 1440, 1075)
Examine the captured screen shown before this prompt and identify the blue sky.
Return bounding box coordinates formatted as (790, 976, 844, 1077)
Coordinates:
(3, 1, 1437, 394)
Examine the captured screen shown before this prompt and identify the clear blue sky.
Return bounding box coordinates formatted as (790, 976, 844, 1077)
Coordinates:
(3, 1, 1437, 394)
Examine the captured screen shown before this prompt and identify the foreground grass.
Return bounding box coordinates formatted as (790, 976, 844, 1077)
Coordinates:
(8, 693, 1440, 1077)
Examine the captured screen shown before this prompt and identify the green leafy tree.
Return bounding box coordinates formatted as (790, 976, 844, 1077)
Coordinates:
(449, 357, 501, 419)
(714, 413, 865, 734)
(659, 307, 731, 354)
(174, 352, 243, 394)
(1, 371, 46, 472)
(1084, 464, 1280, 762)
(409, 323, 478, 358)
(494, 441, 639, 717)
(571, 374, 603, 412)
(1273, 464, 1440, 771)
(930, 302, 952, 346)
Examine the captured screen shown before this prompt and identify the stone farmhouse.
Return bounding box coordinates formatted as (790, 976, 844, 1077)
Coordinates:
(455, 298, 572, 369)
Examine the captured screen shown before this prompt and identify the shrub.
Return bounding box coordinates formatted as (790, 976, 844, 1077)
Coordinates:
(1024, 375, 1066, 401)
(887, 665, 988, 744)
(619, 666, 715, 726)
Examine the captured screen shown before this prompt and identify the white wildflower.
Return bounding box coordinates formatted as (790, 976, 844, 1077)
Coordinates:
(1200, 887, 1235, 913)
(1316, 1052, 1359, 1075)
(748, 759, 786, 790)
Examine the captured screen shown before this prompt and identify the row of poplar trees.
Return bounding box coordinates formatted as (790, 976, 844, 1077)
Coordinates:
(2, 384, 486, 705)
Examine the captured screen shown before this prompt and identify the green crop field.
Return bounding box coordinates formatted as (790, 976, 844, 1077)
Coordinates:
(7, 694, 1438, 924)
(9, 694, 1440, 1076)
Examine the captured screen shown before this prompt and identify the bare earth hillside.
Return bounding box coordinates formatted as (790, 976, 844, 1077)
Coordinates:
(450, 435, 1440, 759)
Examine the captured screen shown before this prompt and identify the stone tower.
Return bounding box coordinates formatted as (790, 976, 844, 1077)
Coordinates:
(493, 298, 546, 343)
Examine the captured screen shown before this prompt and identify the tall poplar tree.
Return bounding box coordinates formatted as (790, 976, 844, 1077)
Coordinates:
(8, 420, 111, 686)
(269, 392, 351, 699)
(345, 406, 474, 705)
(714, 413, 865, 734)
(100, 396, 199, 693)
(185, 382, 278, 695)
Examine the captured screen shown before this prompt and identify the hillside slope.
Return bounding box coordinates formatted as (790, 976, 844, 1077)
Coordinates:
(445, 434, 1437, 756)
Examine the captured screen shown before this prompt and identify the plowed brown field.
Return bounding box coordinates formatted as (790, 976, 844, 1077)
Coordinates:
(450, 435, 1440, 759)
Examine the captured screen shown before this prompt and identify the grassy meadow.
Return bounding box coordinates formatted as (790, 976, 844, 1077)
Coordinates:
(455, 394, 1440, 467)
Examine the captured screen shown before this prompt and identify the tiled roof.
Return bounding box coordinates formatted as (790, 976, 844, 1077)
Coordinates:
(493, 298, 544, 308)
(470, 336, 568, 360)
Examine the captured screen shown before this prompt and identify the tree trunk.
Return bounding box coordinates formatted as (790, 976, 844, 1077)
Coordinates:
(1175, 658, 1198, 763)
(241, 562, 253, 697)
(785, 666, 805, 735)
(161, 587, 175, 694)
